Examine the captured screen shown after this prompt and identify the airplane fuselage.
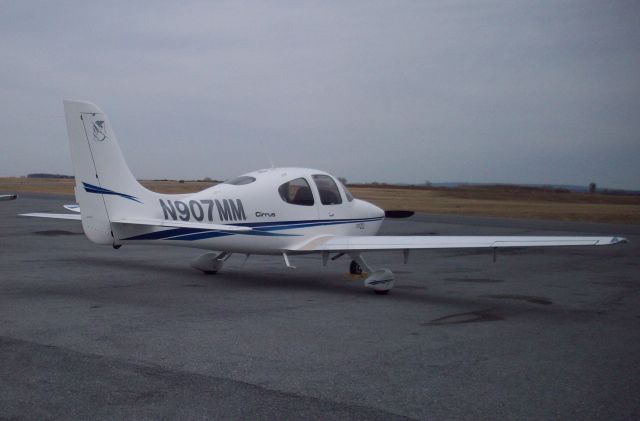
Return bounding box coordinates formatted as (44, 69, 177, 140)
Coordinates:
(113, 167, 385, 254)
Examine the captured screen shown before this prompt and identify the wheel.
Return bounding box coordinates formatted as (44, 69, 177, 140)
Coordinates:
(374, 289, 390, 295)
(349, 260, 362, 275)
(203, 270, 217, 275)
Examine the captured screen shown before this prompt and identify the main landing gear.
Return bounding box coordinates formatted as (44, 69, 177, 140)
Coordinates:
(191, 251, 231, 274)
(349, 260, 363, 275)
(349, 253, 394, 295)
(191, 251, 395, 295)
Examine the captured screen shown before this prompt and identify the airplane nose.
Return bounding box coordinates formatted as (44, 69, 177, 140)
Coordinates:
(373, 203, 385, 218)
(362, 200, 384, 218)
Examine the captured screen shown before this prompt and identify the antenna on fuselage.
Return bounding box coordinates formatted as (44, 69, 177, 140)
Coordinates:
(266, 151, 275, 169)
(259, 138, 275, 168)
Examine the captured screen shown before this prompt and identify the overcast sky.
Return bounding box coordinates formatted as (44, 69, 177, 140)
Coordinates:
(1, 1, 639, 189)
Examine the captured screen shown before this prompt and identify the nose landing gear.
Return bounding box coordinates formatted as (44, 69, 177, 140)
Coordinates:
(349, 260, 363, 275)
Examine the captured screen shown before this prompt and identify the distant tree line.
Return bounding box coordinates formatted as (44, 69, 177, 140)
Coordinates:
(27, 173, 73, 179)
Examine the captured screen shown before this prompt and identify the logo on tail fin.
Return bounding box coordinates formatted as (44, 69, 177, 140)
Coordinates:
(92, 120, 107, 141)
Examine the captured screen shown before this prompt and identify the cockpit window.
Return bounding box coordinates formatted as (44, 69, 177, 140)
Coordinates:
(340, 181, 354, 202)
(278, 177, 314, 206)
(223, 176, 256, 185)
(312, 175, 343, 205)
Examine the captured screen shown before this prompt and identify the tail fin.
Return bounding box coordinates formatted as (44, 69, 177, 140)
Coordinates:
(64, 100, 156, 245)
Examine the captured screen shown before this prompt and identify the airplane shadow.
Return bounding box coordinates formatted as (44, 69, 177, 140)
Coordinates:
(63, 256, 598, 322)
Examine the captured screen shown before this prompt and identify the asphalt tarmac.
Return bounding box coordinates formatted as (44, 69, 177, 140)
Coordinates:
(1, 194, 639, 420)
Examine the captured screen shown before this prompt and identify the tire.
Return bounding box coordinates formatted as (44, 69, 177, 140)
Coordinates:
(374, 289, 390, 295)
(350, 260, 362, 275)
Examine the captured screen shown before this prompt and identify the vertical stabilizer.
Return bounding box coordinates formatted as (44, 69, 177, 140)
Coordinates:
(63, 100, 155, 245)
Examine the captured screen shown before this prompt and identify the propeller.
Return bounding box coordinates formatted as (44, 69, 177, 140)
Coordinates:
(384, 210, 415, 219)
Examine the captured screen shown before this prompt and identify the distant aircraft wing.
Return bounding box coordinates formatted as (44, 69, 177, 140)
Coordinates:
(111, 218, 252, 232)
(0, 194, 17, 201)
(291, 235, 626, 252)
(20, 212, 81, 220)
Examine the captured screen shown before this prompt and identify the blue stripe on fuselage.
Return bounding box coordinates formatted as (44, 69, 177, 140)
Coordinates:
(122, 216, 383, 241)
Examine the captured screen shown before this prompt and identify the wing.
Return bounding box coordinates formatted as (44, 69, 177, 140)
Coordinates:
(0, 194, 17, 201)
(291, 235, 626, 252)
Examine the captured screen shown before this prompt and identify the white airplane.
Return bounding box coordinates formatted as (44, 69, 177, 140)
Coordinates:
(0, 194, 17, 201)
(22, 100, 626, 294)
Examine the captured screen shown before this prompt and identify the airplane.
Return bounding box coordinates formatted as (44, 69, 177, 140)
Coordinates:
(21, 100, 626, 294)
(0, 194, 17, 201)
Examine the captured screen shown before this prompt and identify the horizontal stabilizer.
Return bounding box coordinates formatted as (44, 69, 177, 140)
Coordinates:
(111, 218, 252, 232)
(20, 212, 81, 221)
(64, 204, 81, 213)
(19, 213, 251, 232)
(291, 235, 627, 252)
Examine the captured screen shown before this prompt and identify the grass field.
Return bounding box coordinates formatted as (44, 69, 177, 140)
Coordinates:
(2, 177, 639, 224)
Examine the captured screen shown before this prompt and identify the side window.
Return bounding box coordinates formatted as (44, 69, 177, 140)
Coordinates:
(312, 175, 343, 205)
(278, 177, 314, 206)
